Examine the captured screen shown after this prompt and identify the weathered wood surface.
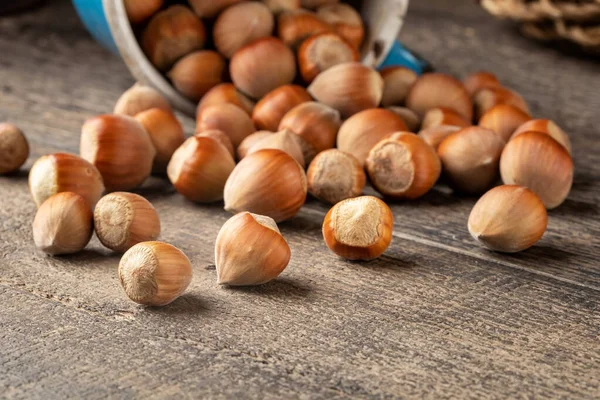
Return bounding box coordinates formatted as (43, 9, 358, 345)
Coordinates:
(1, 1, 599, 398)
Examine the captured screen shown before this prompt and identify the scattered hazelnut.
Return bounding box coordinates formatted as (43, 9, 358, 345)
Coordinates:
(463, 71, 501, 96)
(94, 192, 161, 253)
(135, 108, 185, 174)
(468, 185, 548, 253)
(188, 0, 243, 18)
(366, 132, 441, 199)
(32, 192, 93, 255)
(124, 0, 164, 24)
(247, 129, 306, 168)
(29, 153, 105, 209)
(406, 73, 473, 121)
(142, 5, 206, 71)
(230, 37, 297, 99)
(263, 0, 301, 13)
(478, 104, 531, 142)
(0, 122, 29, 175)
(195, 129, 235, 159)
(80, 115, 156, 192)
(237, 131, 274, 160)
(114, 83, 171, 117)
(215, 212, 291, 286)
(322, 196, 393, 261)
(298, 32, 359, 84)
(224, 149, 307, 222)
(386, 107, 421, 133)
(277, 9, 332, 48)
(308, 62, 384, 119)
(119, 241, 192, 306)
(337, 108, 407, 166)
(196, 83, 255, 116)
(167, 136, 236, 203)
(473, 86, 529, 121)
(252, 85, 312, 132)
(167, 50, 225, 101)
(500, 131, 573, 209)
(511, 119, 572, 154)
(421, 107, 471, 130)
(437, 126, 506, 194)
(380, 66, 418, 107)
(418, 125, 461, 151)
(307, 149, 365, 204)
(316, 3, 364, 49)
(196, 103, 256, 148)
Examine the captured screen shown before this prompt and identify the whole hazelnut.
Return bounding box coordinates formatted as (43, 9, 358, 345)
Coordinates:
(307, 149, 365, 205)
(277, 9, 332, 48)
(298, 32, 359, 84)
(478, 104, 531, 142)
(252, 85, 312, 132)
(316, 3, 364, 49)
(421, 107, 470, 130)
(196, 103, 256, 148)
(197, 83, 255, 116)
(247, 129, 306, 168)
(237, 131, 274, 160)
(463, 71, 501, 96)
(380, 66, 418, 107)
(511, 119, 571, 155)
(0, 122, 29, 175)
(406, 73, 473, 121)
(114, 84, 171, 117)
(124, 0, 164, 24)
(473, 86, 529, 121)
(418, 125, 461, 151)
(167, 50, 225, 101)
(387, 107, 421, 133)
(195, 129, 235, 159)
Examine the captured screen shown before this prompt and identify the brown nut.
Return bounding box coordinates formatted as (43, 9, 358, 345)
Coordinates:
(0, 122, 29, 175)
(278, 101, 342, 163)
(418, 125, 461, 151)
(196, 103, 256, 148)
(215, 212, 291, 286)
(124, 0, 164, 24)
(167, 136, 236, 203)
(307, 149, 365, 204)
(387, 107, 421, 133)
(32, 192, 93, 255)
(437, 126, 506, 194)
(213, 2, 274, 59)
(237, 131, 274, 160)
(197, 83, 255, 116)
(167, 50, 225, 101)
(224, 149, 307, 222)
(308, 62, 384, 118)
(421, 107, 471, 130)
(252, 85, 312, 132)
(511, 119, 571, 155)
(337, 108, 408, 166)
(468, 185, 547, 253)
(263, 0, 301, 13)
(188, 0, 243, 18)
(195, 129, 235, 159)
(29, 153, 105, 209)
(135, 108, 185, 174)
(142, 5, 206, 71)
(114, 83, 172, 117)
(478, 104, 531, 142)
(94, 192, 161, 253)
(500, 131, 573, 209)
(119, 241, 192, 306)
(380, 66, 418, 107)
(80, 115, 156, 192)
(473, 86, 529, 121)
(463, 71, 501, 96)
(301, 0, 339, 9)
(316, 3, 364, 49)
(277, 9, 332, 48)
(230, 37, 297, 99)
(366, 132, 441, 199)
(247, 129, 305, 168)
(406, 73, 473, 121)
(322, 196, 393, 261)
(298, 32, 359, 84)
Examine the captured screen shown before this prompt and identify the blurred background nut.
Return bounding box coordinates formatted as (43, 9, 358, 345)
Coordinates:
(298, 32, 359, 84)
(473, 86, 529, 121)
(196, 103, 256, 148)
(167, 51, 226, 102)
(316, 3, 365, 49)
(277, 9, 332, 48)
(421, 107, 470, 130)
(380, 66, 418, 107)
(406, 73, 473, 122)
(478, 104, 531, 142)
(0, 122, 29, 175)
(387, 107, 421, 133)
(114, 84, 172, 117)
(463, 71, 501, 96)
(237, 131, 274, 160)
(124, 0, 164, 24)
(252, 85, 312, 132)
(246, 129, 306, 168)
(197, 83, 255, 116)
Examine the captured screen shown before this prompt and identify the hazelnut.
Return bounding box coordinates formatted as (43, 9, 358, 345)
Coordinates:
(468, 185, 548, 253)
(387, 107, 421, 133)
(421, 107, 471, 130)
(500, 131, 573, 209)
(252, 85, 312, 132)
(196, 103, 256, 148)
(380, 66, 418, 107)
(511, 119, 572, 155)
(406, 73, 473, 121)
(188, 0, 243, 18)
(32, 192, 93, 255)
(167, 50, 225, 101)
(134, 108, 185, 174)
(80, 115, 156, 192)
(463, 71, 501, 96)
(301, 0, 339, 9)
(366, 132, 441, 199)
(224, 149, 307, 222)
(263, 0, 301, 13)
(167, 136, 236, 203)
(119, 241, 192, 306)
(213, 2, 274, 59)
(215, 212, 291, 286)
(0, 122, 29, 175)
(114, 83, 171, 117)
(197, 83, 255, 116)
(437, 126, 506, 194)
(277, 9, 332, 48)
(237, 131, 274, 160)
(322, 196, 393, 261)
(142, 5, 206, 71)
(298, 32, 359, 84)
(418, 125, 461, 151)
(478, 104, 531, 142)
(247, 129, 306, 168)
(29, 153, 105, 209)
(308, 62, 384, 119)
(337, 108, 408, 166)
(230, 37, 297, 99)
(307, 149, 365, 204)
(195, 129, 235, 159)
(124, 0, 164, 24)
(94, 192, 161, 253)
(473, 86, 529, 121)
(278, 101, 341, 163)
(316, 3, 364, 49)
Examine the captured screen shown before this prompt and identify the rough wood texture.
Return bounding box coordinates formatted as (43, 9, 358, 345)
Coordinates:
(1, 1, 599, 398)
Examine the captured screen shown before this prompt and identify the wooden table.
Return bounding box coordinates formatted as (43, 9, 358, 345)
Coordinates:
(1, 1, 599, 398)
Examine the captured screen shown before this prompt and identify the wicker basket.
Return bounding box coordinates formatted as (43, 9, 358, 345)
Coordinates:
(481, 0, 600, 54)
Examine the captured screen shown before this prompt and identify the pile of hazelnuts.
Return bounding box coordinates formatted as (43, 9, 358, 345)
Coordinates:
(0, 0, 574, 307)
